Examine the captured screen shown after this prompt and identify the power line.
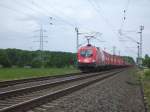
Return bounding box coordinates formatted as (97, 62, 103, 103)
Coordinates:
(45, 0, 79, 26)
(6, 0, 76, 28)
(13, 0, 47, 17)
(119, 0, 131, 31)
(30, 0, 75, 28)
(84, 33, 104, 45)
(0, 3, 34, 17)
(87, 0, 125, 43)
(75, 27, 104, 52)
(87, 0, 128, 56)
(87, 0, 116, 33)
(117, 0, 132, 56)
(123, 35, 139, 44)
(119, 24, 144, 66)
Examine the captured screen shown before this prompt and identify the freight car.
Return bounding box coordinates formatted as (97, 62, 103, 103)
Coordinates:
(77, 44, 129, 71)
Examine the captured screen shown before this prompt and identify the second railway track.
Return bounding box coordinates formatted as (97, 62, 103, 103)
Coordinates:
(0, 68, 125, 112)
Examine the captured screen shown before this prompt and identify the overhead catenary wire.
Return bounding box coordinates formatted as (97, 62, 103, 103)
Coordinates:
(44, 0, 79, 26)
(44, 0, 98, 31)
(87, 0, 123, 44)
(119, 0, 130, 31)
(87, 0, 126, 56)
(30, 0, 75, 28)
(117, 0, 137, 57)
(0, 3, 35, 18)
(2, 0, 76, 28)
(13, 0, 48, 17)
(120, 32, 139, 44)
(1, 0, 136, 58)
(118, 0, 139, 45)
(87, 0, 116, 34)
(0, 0, 50, 31)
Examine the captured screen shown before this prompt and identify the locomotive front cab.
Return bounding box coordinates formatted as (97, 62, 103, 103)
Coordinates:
(77, 46, 97, 69)
(80, 49, 93, 59)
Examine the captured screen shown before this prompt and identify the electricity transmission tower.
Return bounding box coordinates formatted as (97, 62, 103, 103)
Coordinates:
(39, 25, 48, 52)
(34, 25, 48, 67)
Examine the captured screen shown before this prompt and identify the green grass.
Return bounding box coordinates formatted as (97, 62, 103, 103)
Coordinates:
(142, 69, 150, 110)
(136, 69, 150, 111)
(0, 67, 80, 81)
(131, 68, 150, 111)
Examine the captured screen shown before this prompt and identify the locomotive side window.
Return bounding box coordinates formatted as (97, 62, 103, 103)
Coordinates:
(80, 49, 93, 57)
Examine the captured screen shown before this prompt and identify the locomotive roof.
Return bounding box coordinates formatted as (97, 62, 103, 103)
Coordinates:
(80, 44, 96, 49)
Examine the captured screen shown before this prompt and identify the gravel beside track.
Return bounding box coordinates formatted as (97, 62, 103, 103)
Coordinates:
(30, 68, 145, 112)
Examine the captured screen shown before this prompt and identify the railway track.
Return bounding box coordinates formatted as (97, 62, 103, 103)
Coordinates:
(0, 69, 125, 112)
(0, 72, 83, 88)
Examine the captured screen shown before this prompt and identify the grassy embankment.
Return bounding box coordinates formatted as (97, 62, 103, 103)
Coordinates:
(141, 69, 150, 110)
(0, 67, 80, 81)
(131, 68, 150, 111)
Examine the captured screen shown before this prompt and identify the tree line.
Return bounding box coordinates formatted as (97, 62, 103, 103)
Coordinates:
(0, 48, 136, 68)
(122, 56, 135, 64)
(143, 54, 150, 68)
(0, 49, 76, 68)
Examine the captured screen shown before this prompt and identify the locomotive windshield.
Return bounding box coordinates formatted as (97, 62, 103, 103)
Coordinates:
(80, 49, 93, 57)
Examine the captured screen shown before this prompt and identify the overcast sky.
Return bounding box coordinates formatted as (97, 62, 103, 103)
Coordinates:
(0, 0, 150, 59)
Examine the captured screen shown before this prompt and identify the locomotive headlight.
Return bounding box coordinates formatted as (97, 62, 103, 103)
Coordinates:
(78, 59, 81, 62)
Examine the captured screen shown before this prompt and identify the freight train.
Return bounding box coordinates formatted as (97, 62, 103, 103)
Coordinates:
(77, 44, 130, 71)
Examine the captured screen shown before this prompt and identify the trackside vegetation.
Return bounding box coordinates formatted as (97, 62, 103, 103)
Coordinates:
(143, 54, 150, 68)
(0, 49, 135, 68)
(122, 56, 135, 64)
(132, 68, 150, 111)
(0, 48, 135, 81)
(141, 69, 150, 110)
(0, 67, 79, 81)
(0, 49, 79, 80)
(0, 49, 76, 68)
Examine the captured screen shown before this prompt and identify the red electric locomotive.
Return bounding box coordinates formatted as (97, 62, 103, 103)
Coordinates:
(77, 44, 127, 71)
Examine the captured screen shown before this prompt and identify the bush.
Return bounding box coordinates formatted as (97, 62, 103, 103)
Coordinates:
(0, 50, 11, 67)
(0, 49, 76, 68)
(31, 60, 42, 68)
(143, 55, 150, 68)
(145, 70, 150, 77)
